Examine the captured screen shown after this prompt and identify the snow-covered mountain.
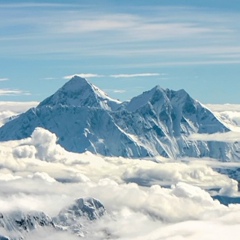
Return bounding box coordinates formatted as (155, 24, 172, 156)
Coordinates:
(0, 210, 54, 240)
(0, 76, 239, 160)
(0, 197, 105, 240)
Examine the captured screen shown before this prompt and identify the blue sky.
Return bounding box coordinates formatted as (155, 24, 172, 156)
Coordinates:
(0, 0, 240, 103)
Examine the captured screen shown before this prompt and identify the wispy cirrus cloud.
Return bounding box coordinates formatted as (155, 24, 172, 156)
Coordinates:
(0, 3, 70, 9)
(113, 89, 126, 93)
(62, 73, 163, 80)
(0, 78, 9, 81)
(0, 89, 31, 96)
(42, 77, 57, 80)
(58, 15, 137, 34)
(63, 74, 104, 80)
(1, 4, 240, 66)
(110, 73, 161, 78)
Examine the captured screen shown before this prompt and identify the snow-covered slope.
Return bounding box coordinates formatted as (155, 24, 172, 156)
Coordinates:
(38, 76, 121, 111)
(0, 211, 54, 240)
(54, 197, 106, 237)
(0, 76, 239, 160)
(0, 197, 105, 240)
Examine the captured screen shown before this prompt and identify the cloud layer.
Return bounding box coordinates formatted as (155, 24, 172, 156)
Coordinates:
(0, 103, 240, 239)
(0, 126, 240, 239)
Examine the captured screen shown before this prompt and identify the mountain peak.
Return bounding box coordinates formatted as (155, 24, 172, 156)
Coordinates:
(38, 76, 121, 110)
(62, 75, 91, 91)
(126, 85, 167, 112)
(0, 77, 233, 160)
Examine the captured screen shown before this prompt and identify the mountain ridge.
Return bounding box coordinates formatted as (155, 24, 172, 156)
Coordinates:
(0, 75, 238, 161)
(38, 76, 121, 111)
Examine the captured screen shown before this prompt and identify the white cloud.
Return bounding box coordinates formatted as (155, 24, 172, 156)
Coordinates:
(110, 73, 160, 78)
(0, 101, 38, 112)
(0, 89, 31, 96)
(0, 3, 69, 9)
(42, 77, 57, 80)
(206, 104, 240, 113)
(113, 89, 126, 93)
(0, 101, 38, 127)
(204, 104, 240, 131)
(188, 131, 240, 143)
(28, 172, 56, 183)
(63, 74, 104, 80)
(1, 3, 239, 69)
(0, 126, 240, 238)
(59, 15, 137, 34)
(0, 78, 8, 81)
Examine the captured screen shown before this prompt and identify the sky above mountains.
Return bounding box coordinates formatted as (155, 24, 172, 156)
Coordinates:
(0, 0, 240, 103)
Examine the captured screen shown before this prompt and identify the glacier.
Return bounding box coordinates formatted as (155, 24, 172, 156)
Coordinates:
(0, 75, 239, 161)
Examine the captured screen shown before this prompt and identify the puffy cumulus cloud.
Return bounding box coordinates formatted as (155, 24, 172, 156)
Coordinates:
(172, 182, 216, 205)
(85, 182, 240, 240)
(28, 172, 56, 183)
(1, 127, 240, 238)
(29, 127, 72, 162)
(219, 179, 238, 196)
(112, 216, 240, 240)
(0, 173, 22, 182)
(13, 144, 37, 159)
(122, 161, 232, 189)
(87, 180, 226, 224)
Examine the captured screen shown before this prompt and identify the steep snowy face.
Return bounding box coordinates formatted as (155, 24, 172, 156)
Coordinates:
(127, 86, 228, 135)
(38, 76, 121, 111)
(127, 86, 168, 113)
(119, 86, 231, 159)
(55, 197, 105, 223)
(0, 76, 237, 160)
(0, 211, 54, 239)
(0, 198, 106, 239)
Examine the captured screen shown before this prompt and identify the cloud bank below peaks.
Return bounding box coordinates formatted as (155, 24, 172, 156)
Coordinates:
(0, 127, 240, 239)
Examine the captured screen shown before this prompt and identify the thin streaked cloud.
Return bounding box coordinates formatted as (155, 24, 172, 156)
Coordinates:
(42, 77, 57, 80)
(1, 5, 238, 59)
(0, 78, 9, 81)
(0, 3, 72, 9)
(110, 73, 161, 78)
(62, 73, 163, 80)
(0, 89, 31, 96)
(63, 74, 104, 80)
(113, 89, 126, 93)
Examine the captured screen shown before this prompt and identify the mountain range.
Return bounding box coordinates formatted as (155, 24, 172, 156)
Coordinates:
(0, 76, 239, 161)
(0, 197, 105, 239)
